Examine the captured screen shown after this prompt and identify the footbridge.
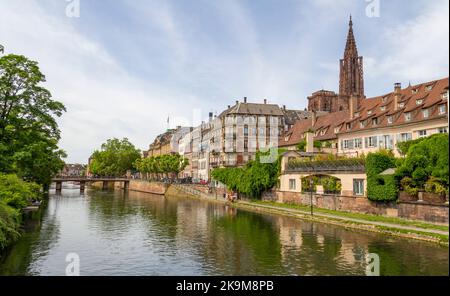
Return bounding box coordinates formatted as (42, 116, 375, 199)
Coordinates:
(51, 177, 130, 192)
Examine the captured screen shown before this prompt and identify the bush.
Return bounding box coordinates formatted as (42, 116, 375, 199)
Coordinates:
(212, 150, 282, 199)
(366, 151, 398, 202)
(0, 201, 21, 251)
(396, 134, 449, 195)
(0, 174, 41, 209)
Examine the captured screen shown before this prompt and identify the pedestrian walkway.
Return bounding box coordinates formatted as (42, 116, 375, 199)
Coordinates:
(237, 201, 449, 236)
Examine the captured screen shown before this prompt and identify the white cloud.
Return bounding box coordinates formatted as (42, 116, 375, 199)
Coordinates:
(365, 0, 449, 85)
(0, 0, 203, 163)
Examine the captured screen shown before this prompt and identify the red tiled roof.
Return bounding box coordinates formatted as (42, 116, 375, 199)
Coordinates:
(279, 110, 349, 147)
(280, 77, 448, 146)
(339, 77, 448, 134)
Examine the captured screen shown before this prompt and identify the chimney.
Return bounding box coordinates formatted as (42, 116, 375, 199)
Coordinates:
(244, 97, 247, 103)
(311, 111, 317, 125)
(236, 100, 239, 105)
(283, 105, 286, 111)
(394, 83, 402, 111)
(228, 105, 231, 109)
(264, 99, 267, 104)
(306, 132, 314, 153)
(349, 95, 359, 119)
(209, 112, 213, 122)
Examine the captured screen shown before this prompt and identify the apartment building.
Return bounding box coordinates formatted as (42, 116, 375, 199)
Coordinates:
(337, 79, 448, 156)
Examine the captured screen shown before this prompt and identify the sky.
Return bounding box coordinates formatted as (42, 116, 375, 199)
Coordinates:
(0, 0, 448, 163)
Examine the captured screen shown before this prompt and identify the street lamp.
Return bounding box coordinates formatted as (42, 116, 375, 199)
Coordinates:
(310, 176, 314, 216)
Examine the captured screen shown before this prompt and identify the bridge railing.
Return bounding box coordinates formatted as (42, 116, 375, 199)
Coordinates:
(53, 176, 130, 180)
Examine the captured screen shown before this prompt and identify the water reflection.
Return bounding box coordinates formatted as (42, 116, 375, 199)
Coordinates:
(0, 187, 448, 276)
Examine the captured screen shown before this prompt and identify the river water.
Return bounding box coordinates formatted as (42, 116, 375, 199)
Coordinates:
(0, 185, 448, 276)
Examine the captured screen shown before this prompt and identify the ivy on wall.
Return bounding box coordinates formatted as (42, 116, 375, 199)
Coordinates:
(366, 150, 398, 202)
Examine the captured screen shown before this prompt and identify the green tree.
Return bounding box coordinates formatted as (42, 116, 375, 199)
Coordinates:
(212, 150, 284, 199)
(0, 174, 40, 251)
(89, 138, 141, 177)
(0, 54, 66, 187)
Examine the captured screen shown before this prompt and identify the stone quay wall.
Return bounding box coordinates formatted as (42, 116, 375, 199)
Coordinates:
(262, 190, 448, 224)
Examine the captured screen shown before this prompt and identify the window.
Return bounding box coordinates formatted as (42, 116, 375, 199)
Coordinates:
(442, 92, 449, 100)
(422, 109, 429, 118)
(404, 113, 411, 122)
(418, 130, 427, 138)
(360, 121, 365, 128)
(382, 96, 388, 103)
(365, 136, 378, 148)
(438, 127, 448, 134)
(343, 139, 354, 150)
(289, 179, 296, 191)
(372, 118, 378, 126)
(353, 179, 364, 196)
(381, 135, 393, 149)
(398, 133, 412, 143)
(346, 123, 351, 130)
(334, 127, 340, 134)
(416, 99, 423, 105)
(398, 102, 405, 109)
(354, 138, 363, 149)
(439, 105, 447, 115)
(387, 116, 393, 124)
(354, 112, 360, 117)
(426, 85, 433, 91)
(367, 110, 373, 115)
(380, 106, 386, 111)
(412, 89, 418, 94)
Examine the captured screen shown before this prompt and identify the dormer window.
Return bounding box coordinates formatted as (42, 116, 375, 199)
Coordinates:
(404, 112, 411, 122)
(439, 104, 447, 115)
(367, 110, 373, 115)
(354, 112, 360, 117)
(387, 116, 393, 124)
(334, 127, 340, 134)
(380, 106, 386, 111)
(442, 92, 449, 100)
(398, 102, 405, 109)
(412, 89, 419, 94)
(416, 99, 423, 105)
(372, 118, 378, 126)
(320, 129, 326, 136)
(346, 123, 351, 130)
(426, 85, 433, 92)
(422, 109, 429, 118)
(382, 96, 388, 103)
(360, 121, 364, 128)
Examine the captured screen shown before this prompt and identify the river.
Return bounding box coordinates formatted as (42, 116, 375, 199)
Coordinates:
(0, 184, 448, 276)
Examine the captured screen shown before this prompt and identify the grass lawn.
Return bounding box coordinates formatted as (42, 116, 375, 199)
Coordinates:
(251, 200, 449, 232)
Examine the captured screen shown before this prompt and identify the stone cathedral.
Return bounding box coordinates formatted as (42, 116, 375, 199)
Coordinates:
(308, 16, 365, 113)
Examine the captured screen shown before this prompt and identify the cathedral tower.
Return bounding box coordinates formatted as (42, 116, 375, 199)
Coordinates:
(339, 16, 365, 99)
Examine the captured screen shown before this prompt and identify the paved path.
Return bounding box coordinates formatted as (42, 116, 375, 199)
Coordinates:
(237, 201, 449, 236)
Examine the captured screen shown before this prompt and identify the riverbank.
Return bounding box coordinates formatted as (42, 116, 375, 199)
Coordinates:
(167, 184, 449, 246)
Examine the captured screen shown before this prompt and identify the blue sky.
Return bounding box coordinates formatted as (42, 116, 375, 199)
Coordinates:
(0, 0, 448, 163)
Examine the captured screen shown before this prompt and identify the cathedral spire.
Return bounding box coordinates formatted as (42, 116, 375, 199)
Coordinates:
(344, 15, 358, 58)
(339, 16, 365, 100)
